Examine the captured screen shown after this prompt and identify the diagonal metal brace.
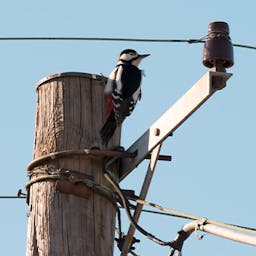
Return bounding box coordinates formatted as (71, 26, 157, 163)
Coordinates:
(121, 144, 162, 256)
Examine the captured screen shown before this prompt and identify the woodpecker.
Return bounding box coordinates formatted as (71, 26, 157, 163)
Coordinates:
(100, 49, 150, 146)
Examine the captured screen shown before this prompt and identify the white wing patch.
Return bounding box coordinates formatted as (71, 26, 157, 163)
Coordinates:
(132, 86, 141, 102)
(104, 67, 118, 94)
(115, 65, 123, 92)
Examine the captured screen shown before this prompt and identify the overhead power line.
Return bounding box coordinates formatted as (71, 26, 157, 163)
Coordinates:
(134, 198, 256, 235)
(0, 36, 255, 50)
(0, 189, 26, 199)
(0, 36, 195, 43)
(0, 196, 25, 199)
(232, 43, 256, 50)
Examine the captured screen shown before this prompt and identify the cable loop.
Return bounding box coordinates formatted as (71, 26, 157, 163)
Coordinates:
(208, 31, 231, 41)
(26, 166, 118, 208)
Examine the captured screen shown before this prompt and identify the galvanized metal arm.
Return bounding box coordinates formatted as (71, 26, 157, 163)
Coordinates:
(120, 70, 232, 180)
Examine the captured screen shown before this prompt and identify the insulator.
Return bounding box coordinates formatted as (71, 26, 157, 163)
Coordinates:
(203, 21, 234, 69)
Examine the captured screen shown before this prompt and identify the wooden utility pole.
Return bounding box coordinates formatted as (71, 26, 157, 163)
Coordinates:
(26, 72, 120, 256)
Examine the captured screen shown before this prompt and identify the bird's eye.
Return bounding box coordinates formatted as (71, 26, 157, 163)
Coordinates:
(129, 52, 135, 56)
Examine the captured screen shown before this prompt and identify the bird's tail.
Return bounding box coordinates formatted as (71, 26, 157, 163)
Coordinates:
(100, 111, 117, 146)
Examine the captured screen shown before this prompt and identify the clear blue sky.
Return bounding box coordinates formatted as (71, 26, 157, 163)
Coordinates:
(1, 1, 255, 255)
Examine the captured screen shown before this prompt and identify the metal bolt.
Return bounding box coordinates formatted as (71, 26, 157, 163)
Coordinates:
(154, 128, 160, 136)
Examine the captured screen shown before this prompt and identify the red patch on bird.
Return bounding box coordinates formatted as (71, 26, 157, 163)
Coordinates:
(105, 94, 113, 117)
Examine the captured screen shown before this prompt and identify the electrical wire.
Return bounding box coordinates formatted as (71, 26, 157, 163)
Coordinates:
(0, 196, 25, 199)
(0, 37, 196, 43)
(2, 185, 255, 237)
(1, 192, 253, 238)
(141, 208, 256, 234)
(103, 168, 173, 248)
(233, 43, 256, 50)
(0, 189, 26, 199)
(0, 36, 255, 50)
(133, 207, 192, 220)
(102, 157, 256, 252)
(134, 199, 256, 235)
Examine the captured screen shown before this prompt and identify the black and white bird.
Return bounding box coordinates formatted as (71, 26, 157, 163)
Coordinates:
(100, 49, 150, 146)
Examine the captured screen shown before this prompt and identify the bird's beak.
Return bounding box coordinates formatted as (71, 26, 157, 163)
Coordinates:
(138, 54, 150, 59)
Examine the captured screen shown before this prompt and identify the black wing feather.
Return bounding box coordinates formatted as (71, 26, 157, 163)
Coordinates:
(112, 64, 142, 124)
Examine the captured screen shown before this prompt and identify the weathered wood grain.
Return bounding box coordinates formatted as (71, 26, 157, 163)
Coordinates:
(27, 72, 120, 256)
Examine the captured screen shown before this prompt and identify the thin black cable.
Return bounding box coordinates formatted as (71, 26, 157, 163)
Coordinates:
(233, 43, 256, 50)
(133, 199, 256, 235)
(103, 167, 172, 248)
(0, 196, 26, 199)
(0, 189, 26, 199)
(140, 208, 256, 232)
(0, 36, 255, 50)
(0, 37, 199, 43)
(128, 205, 192, 220)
